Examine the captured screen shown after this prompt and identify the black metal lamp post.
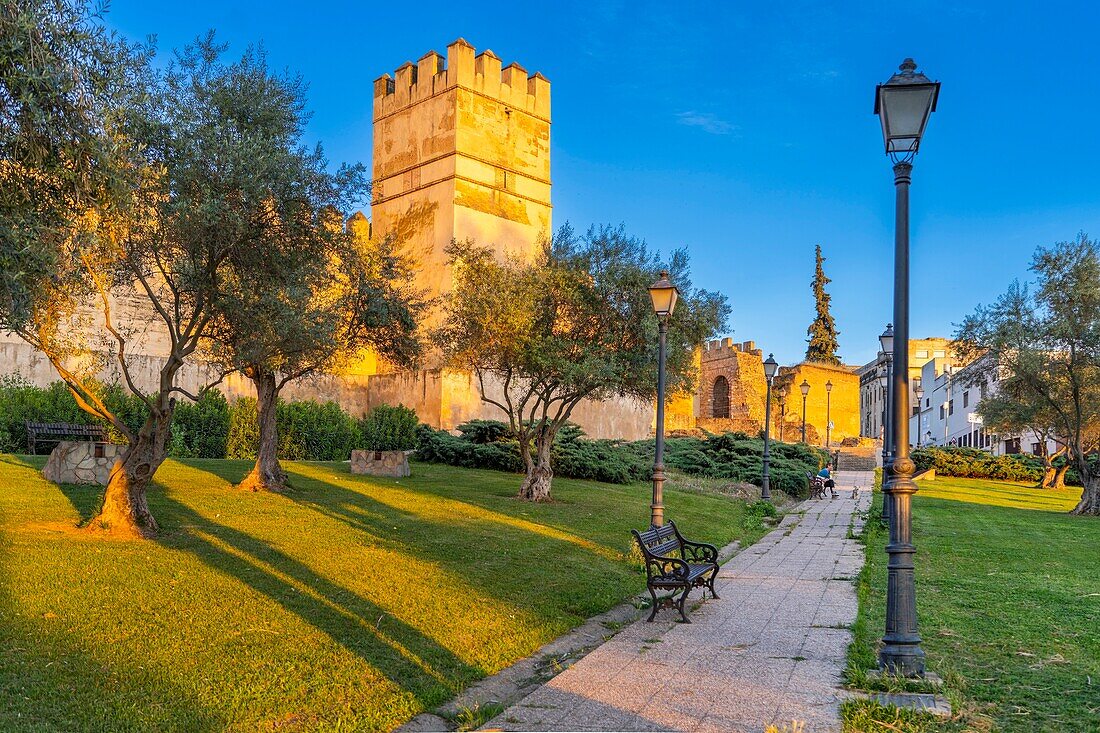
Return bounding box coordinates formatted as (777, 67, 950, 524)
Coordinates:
(914, 384, 925, 448)
(648, 271, 679, 527)
(825, 380, 833, 448)
(799, 380, 810, 443)
(879, 324, 895, 525)
(874, 57, 938, 677)
(762, 354, 779, 500)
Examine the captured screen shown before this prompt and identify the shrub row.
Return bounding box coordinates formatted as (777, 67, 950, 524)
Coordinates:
(414, 421, 652, 484)
(416, 422, 826, 496)
(911, 446, 1044, 483)
(653, 432, 827, 497)
(0, 376, 416, 460)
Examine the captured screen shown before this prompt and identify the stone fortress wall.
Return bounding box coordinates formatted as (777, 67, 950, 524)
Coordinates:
(695, 339, 768, 435)
(0, 39, 652, 442)
(1, 38, 866, 447)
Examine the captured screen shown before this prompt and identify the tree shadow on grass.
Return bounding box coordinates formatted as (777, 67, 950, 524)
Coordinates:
(279, 463, 640, 620)
(152, 495, 482, 717)
(0, 511, 222, 731)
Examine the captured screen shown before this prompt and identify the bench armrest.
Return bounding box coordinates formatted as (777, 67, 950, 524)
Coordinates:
(679, 540, 718, 564)
(643, 554, 690, 581)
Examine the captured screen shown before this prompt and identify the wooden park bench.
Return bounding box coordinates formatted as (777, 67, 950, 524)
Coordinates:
(631, 521, 720, 623)
(25, 422, 107, 455)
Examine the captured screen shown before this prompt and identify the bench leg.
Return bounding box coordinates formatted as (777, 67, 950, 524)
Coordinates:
(676, 586, 691, 623)
(646, 585, 660, 622)
(707, 566, 720, 600)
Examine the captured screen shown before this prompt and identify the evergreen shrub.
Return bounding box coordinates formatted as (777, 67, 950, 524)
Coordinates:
(170, 391, 230, 458)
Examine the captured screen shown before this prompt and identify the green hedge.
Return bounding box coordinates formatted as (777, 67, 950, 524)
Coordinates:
(414, 421, 650, 483)
(358, 404, 418, 451)
(0, 376, 93, 452)
(170, 391, 230, 458)
(1, 376, 389, 462)
(911, 446, 1044, 483)
(226, 397, 359, 461)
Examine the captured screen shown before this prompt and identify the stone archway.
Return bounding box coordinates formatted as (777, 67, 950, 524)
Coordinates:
(712, 376, 730, 418)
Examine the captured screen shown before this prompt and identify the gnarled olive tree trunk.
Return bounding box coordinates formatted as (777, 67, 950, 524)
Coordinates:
(238, 369, 288, 492)
(89, 407, 173, 538)
(1073, 477, 1100, 515)
(1052, 463, 1069, 489)
(518, 429, 554, 502)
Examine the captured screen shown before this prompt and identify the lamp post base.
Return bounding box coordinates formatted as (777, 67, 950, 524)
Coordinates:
(879, 645, 927, 678)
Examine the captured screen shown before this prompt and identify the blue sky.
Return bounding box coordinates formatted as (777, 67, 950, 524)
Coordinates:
(104, 1, 1100, 367)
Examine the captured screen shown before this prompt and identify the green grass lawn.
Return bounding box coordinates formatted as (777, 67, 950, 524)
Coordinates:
(0, 456, 768, 732)
(845, 476, 1100, 732)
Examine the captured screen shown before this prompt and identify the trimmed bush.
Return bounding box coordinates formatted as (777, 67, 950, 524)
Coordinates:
(415, 423, 524, 473)
(912, 446, 1043, 483)
(277, 400, 359, 461)
(654, 433, 827, 497)
(357, 404, 418, 451)
(226, 397, 260, 459)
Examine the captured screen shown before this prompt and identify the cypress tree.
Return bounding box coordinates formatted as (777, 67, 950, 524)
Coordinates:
(805, 244, 841, 365)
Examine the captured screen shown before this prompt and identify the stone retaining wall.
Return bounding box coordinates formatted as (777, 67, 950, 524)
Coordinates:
(42, 441, 122, 485)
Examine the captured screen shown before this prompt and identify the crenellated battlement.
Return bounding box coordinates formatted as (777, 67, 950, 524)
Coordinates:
(702, 338, 762, 358)
(373, 38, 551, 121)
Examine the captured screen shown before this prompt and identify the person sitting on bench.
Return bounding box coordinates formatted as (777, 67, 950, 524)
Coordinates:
(818, 465, 836, 491)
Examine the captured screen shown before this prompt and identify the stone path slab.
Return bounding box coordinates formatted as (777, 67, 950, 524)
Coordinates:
(487, 470, 874, 732)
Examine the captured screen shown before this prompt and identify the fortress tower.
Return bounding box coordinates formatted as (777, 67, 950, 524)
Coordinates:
(371, 39, 552, 302)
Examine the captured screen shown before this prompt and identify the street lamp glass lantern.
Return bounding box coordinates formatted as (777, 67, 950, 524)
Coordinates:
(879, 323, 895, 356)
(763, 354, 779, 380)
(915, 384, 925, 401)
(648, 270, 679, 317)
(825, 380, 833, 393)
(874, 58, 940, 157)
(799, 379, 811, 397)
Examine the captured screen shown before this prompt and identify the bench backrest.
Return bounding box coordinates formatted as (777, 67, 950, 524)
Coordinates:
(25, 422, 106, 438)
(633, 523, 683, 559)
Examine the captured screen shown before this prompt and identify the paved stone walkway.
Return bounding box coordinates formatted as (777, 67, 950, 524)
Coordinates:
(488, 470, 874, 732)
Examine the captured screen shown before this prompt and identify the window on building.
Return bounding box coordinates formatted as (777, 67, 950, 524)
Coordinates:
(963, 391, 969, 408)
(925, 397, 930, 408)
(980, 382, 988, 399)
(949, 399, 954, 415)
(1005, 437, 1021, 454)
(939, 405, 945, 419)
(916, 350, 928, 359)
(1032, 442, 1043, 455)
(712, 376, 730, 419)
(934, 350, 946, 358)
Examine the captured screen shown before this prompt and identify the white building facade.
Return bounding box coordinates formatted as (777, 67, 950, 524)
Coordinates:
(908, 357, 1054, 456)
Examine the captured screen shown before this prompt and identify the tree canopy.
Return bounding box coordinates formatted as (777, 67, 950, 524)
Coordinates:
(437, 223, 729, 501)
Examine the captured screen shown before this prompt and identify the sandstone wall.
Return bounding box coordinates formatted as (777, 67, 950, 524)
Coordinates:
(774, 362, 860, 448)
(371, 39, 551, 308)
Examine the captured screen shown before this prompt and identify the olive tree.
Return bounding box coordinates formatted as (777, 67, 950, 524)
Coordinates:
(955, 233, 1100, 515)
(437, 224, 728, 502)
(208, 214, 424, 492)
(1, 25, 350, 534)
